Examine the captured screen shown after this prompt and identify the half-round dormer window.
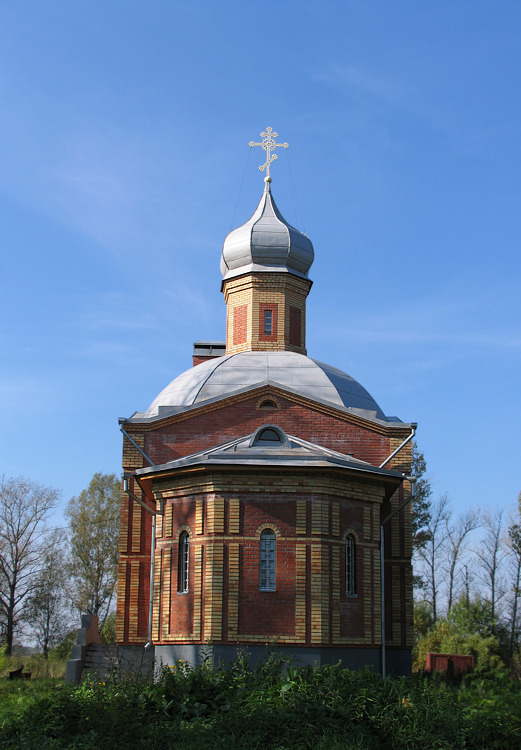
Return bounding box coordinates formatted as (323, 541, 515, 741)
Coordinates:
(251, 424, 288, 448)
(256, 427, 281, 442)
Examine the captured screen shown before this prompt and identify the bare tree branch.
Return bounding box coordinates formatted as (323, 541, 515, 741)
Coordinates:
(0, 475, 59, 654)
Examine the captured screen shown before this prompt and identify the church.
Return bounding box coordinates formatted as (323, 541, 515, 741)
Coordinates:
(115, 130, 415, 675)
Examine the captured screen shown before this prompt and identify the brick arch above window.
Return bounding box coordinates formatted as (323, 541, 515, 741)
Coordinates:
(255, 522, 281, 539)
(341, 528, 360, 543)
(177, 525, 193, 539)
(256, 395, 281, 410)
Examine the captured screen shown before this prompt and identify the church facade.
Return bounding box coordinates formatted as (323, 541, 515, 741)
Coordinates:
(115, 164, 415, 674)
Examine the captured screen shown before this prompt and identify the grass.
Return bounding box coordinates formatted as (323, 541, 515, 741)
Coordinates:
(1, 656, 520, 749)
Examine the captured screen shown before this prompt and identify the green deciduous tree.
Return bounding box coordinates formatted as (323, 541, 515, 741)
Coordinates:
(413, 596, 504, 672)
(411, 441, 432, 552)
(0, 476, 59, 655)
(65, 473, 120, 625)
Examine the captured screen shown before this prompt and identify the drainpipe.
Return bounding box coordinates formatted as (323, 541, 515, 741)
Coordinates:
(119, 419, 156, 467)
(145, 513, 156, 651)
(119, 419, 157, 650)
(379, 423, 417, 469)
(380, 476, 416, 680)
(122, 475, 163, 651)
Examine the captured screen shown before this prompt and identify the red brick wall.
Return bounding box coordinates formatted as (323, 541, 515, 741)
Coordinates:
(289, 306, 301, 348)
(233, 305, 247, 345)
(141, 394, 393, 469)
(239, 538, 296, 636)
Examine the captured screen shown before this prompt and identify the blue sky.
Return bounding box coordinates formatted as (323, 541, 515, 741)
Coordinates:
(1, 1, 520, 521)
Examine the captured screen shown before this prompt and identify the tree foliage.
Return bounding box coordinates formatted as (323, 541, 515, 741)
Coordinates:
(0, 476, 59, 655)
(410, 441, 432, 551)
(65, 473, 120, 625)
(413, 596, 504, 672)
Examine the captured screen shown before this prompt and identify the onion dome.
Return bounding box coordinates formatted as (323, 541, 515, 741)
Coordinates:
(220, 182, 314, 281)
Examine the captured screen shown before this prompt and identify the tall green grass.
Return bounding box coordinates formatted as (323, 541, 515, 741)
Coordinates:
(1, 656, 520, 749)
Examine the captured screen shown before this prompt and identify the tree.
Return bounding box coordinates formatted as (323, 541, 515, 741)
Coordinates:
(505, 492, 521, 657)
(23, 529, 71, 660)
(65, 473, 120, 625)
(411, 441, 433, 552)
(416, 495, 450, 621)
(413, 595, 504, 672)
(0, 476, 60, 655)
(445, 510, 480, 613)
(475, 509, 506, 624)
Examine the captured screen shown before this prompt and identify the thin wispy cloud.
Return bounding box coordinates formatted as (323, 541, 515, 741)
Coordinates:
(312, 296, 521, 351)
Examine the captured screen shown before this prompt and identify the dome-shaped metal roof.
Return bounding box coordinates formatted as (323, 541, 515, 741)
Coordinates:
(220, 183, 314, 281)
(135, 351, 395, 423)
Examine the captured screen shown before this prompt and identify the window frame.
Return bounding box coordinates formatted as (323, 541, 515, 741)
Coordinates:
(263, 309, 273, 336)
(345, 534, 356, 596)
(259, 528, 276, 592)
(177, 531, 190, 594)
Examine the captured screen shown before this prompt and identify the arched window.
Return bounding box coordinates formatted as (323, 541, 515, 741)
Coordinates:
(178, 531, 190, 593)
(259, 529, 276, 591)
(260, 400, 277, 410)
(256, 427, 281, 442)
(345, 534, 356, 595)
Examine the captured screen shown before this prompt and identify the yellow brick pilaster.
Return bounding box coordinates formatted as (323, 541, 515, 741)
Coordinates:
(128, 559, 140, 641)
(164, 503, 173, 538)
(161, 548, 172, 638)
(229, 499, 240, 534)
(151, 549, 161, 641)
(331, 546, 340, 641)
(131, 504, 141, 553)
(193, 545, 203, 639)
(311, 544, 329, 644)
(207, 497, 224, 535)
(204, 542, 224, 640)
(196, 498, 204, 535)
(295, 543, 306, 641)
(227, 543, 240, 639)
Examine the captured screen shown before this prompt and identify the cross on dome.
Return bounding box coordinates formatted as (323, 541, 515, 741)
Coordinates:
(249, 126, 289, 180)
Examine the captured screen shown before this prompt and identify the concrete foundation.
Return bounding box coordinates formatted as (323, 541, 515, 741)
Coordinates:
(154, 644, 412, 677)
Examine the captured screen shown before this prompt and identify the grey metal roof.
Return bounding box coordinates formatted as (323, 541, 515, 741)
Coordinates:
(130, 351, 398, 424)
(220, 182, 314, 281)
(135, 424, 405, 480)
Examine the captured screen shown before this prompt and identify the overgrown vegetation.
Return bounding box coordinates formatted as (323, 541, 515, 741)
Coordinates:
(1, 656, 521, 749)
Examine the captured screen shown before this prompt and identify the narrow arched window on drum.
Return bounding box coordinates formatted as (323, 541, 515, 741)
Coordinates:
(346, 534, 356, 595)
(259, 529, 276, 591)
(177, 531, 189, 593)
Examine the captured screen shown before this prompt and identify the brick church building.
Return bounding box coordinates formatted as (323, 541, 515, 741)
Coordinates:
(115, 162, 415, 674)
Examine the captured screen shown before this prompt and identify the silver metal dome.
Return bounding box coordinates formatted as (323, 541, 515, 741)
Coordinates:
(134, 351, 395, 423)
(220, 183, 314, 281)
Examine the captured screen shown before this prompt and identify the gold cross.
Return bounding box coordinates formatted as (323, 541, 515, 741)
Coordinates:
(249, 127, 289, 180)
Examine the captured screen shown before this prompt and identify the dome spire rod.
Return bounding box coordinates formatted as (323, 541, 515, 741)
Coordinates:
(249, 126, 288, 181)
